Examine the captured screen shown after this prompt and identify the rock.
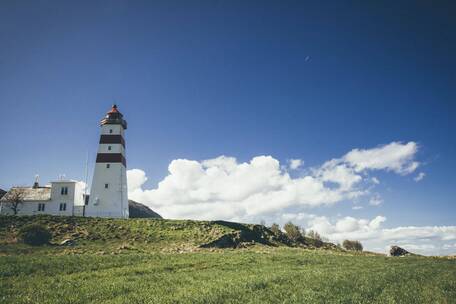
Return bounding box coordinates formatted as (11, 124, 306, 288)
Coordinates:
(60, 239, 76, 246)
(390, 245, 411, 256)
(128, 200, 162, 218)
(118, 244, 134, 250)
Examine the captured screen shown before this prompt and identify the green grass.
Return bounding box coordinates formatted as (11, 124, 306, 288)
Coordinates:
(1, 216, 455, 303)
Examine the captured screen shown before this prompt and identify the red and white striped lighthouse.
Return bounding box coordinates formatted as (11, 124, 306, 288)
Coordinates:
(86, 105, 129, 218)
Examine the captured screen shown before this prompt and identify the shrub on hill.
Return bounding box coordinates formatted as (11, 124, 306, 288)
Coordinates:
(342, 239, 363, 251)
(270, 223, 280, 235)
(307, 229, 323, 247)
(18, 224, 52, 246)
(283, 221, 302, 242)
(307, 230, 321, 241)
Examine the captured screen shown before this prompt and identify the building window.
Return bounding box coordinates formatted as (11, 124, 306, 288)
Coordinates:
(109, 129, 113, 133)
(106, 164, 110, 168)
(59, 203, 67, 211)
(108, 146, 112, 151)
(38, 203, 45, 211)
(105, 183, 109, 189)
(61, 187, 68, 195)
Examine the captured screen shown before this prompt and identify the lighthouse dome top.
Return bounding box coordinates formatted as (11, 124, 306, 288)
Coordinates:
(100, 104, 127, 129)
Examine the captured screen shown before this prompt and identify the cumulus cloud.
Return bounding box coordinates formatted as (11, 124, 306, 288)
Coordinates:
(128, 141, 419, 221)
(414, 172, 426, 182)
(127, 169, 148, 191)
(343, 141, 419, 174)
(288, 159, 303, 170)
(128, 155, 350, 220)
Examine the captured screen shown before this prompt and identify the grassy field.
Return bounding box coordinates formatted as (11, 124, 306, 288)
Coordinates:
(1, 216, 455, 303)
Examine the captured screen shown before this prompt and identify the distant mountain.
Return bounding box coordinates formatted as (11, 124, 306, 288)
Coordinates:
(128, 200, 162, 218)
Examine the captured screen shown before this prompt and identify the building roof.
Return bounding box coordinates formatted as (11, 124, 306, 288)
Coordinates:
(0, 187, 51, 202)
(108, 104, 120, 114)
(50, 180, 78, 184)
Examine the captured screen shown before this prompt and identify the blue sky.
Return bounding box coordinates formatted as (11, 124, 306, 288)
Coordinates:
(0, 1, 455, 254)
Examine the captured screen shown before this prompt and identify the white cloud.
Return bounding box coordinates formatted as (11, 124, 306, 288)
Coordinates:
(352, 206, 363, 210)
(371, 177, 380, 184)
(288, 159, 303, 170)
(414, 172, 426, 182)
(343, 141, 419, 174)
(127, 169, 148, 191)
(369, 194, 383, 206)
(128, 141, 419, 220)
(128, 155, 355, 220)
(316, 161, 362, 192)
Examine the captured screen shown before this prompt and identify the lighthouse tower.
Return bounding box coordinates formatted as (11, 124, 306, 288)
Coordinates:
(86, 105, 129, 218)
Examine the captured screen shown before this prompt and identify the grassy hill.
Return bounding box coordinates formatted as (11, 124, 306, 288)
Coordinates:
(0, 216, 455, 303)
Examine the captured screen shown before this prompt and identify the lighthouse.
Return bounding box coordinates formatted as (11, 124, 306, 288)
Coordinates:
(86, 105, 129, 218)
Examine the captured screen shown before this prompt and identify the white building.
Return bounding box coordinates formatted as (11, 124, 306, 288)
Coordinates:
(85, 105, 129, 218)
(0, 180, 85, 216)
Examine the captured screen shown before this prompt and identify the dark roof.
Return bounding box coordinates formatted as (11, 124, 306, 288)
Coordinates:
(0, 187, 51, 202)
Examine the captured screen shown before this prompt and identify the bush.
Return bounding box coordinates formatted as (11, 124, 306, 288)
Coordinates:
(270, 223, 280, 235)
(18, 224, 52, 246)
(342, 240, 363, 251)
(283, 221, 302, 241)
(307, 229, 323, 247)
(307, 229, 321, 241)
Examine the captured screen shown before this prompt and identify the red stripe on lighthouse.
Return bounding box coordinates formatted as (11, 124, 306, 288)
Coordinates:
(96, 153, 127, 167)
(99, 135, 125, 147)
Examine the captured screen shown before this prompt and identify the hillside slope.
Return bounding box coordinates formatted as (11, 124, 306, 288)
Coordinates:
(128, 200, 162, 218)
(1, 216, 455, 303)
(0, 215, 338, 253)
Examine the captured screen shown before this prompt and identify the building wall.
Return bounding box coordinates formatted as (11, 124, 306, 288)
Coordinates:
(86, 163, 128, 218)
(0, 200, 74, 216)
(100, 124, 124, 136)
(50, 181, 76, 210)
(97, 143, 125, 155)
(73, 182, 85, 207)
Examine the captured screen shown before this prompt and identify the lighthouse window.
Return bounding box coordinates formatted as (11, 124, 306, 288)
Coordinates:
(109, 129, 113, 134)
(61, 187, 68, 195)
(108, 146, 112, 151)
(106, 164, 110, 168)
(105, 183, 109, 189)
(59, 203, 67, 211)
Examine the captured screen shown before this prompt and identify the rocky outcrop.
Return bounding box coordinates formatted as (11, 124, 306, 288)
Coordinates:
(128, 200, 162, 218)
(200, 221, 276, 248)
(390, 245, 412, 256)
(0, 189, 7, 200)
